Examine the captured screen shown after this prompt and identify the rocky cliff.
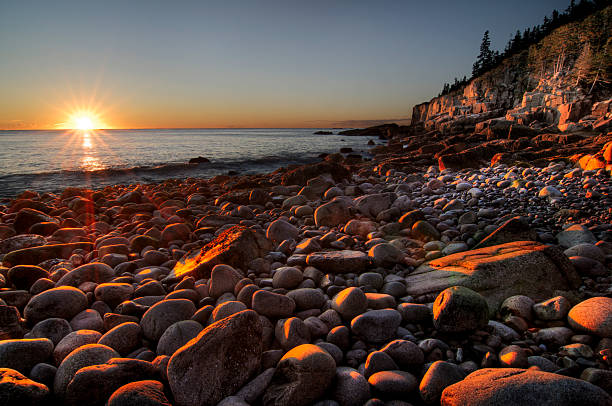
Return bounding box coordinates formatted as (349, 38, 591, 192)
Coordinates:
(411, 6, 612, 135)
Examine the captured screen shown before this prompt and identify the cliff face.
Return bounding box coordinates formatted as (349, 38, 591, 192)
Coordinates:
(411, 6, 612, 135)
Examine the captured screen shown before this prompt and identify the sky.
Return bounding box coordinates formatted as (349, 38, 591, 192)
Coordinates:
(0, 0, 573, 129)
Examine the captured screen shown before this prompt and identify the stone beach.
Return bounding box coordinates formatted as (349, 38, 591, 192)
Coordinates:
(0, 123, 610, 406)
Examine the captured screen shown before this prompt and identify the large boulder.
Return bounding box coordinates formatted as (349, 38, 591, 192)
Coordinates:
(107, 380, 171, 406)
(405, 241, 580, 311)
(263, 344, 336, 406)
(168, 226, 272, 280)
(0, 338, 53, 374)
(167, 310, 263, 406)
(140, 299, 196, 342)
(440, 368, 612, 406)
(433, 287, 489, 333)
(0, 235, 47, 255)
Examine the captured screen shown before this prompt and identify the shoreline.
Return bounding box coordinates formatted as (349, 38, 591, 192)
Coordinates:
(0, 126, 611, 404)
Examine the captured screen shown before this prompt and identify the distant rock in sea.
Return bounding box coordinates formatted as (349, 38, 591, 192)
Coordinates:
(314, 131, 333, 135)
(188, 156, 210, 164)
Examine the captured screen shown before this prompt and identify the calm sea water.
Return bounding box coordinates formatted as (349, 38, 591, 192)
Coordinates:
(0, 129, 376, 198)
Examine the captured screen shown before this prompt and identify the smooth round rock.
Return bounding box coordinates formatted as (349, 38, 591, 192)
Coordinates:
(368, 370, 418, 397)
(157, 320, 204, 356)
(286, 288, 326, 310)
(24, 286, 88, 325)
(433, 286, 489, 333)
(272, 267, 303, 289)
(27, 318, 72, 345)
(140, 299, 196, 341)
(419, 361, 465, 404)
(333, 367, 371, 406)
(332, 287, 368, 320)
(252, 290, 296, 319)
(53, 330, 102, 365)
(264, 344, 336, 406)
(0, 338, 53, 374)
(53, 343, 119, 398)
(94, 283, 134, 309)
(98, 322, 143, 356)
(107, 380, 171, 406)
(7, 265, 49, 290)
(351, 309, 402, 343)
(567, 297, 612, 338)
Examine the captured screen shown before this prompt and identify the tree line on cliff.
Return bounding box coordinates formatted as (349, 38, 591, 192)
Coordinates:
(439, 0, 611, 97)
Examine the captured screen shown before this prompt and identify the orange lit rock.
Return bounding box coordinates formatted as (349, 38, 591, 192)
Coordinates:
(169, 225, 272, 280)
(405, 241, 580, 311)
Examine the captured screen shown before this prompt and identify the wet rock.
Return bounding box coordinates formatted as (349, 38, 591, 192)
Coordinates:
(167, 310, 263, 406)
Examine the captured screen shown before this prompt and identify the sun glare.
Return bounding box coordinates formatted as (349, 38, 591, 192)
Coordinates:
(73, 115, 94, 130)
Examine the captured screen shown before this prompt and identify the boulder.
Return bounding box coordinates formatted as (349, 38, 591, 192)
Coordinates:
(440, 368, 612, 406)
(314, 200, 351, 228)
(0, 367, 50, 405)
(24, 287, 88, 325)
(64, 358, 158, 406)
(169, 226, 272, 280)
(0, 338, 53, 374)
(107, 380, 171, 406)
(56, 262, 115, 287)
(54, 344, 119, 398)
(0, 235, 47, 255)
(567, 297, 612, 338)
(405, 241, 580, 311)
(140, 299, 196, 342)
(266, 219, 299, 244)
(474, 217, 536, 249)
(433, 287, 489, 333)
(167, 310, 262, 406)
(263, 344, 336, 406)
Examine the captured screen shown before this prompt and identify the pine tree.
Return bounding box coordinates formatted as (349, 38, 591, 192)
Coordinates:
(472, 30, 494, 77)
(575, 41, 593, 85)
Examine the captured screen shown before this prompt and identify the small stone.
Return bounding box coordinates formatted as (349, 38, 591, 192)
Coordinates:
(533, 296, 570, 321)
(433, 286, 489, 333)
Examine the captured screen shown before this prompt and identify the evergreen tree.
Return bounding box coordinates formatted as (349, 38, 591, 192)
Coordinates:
(472, 30, 494, 77)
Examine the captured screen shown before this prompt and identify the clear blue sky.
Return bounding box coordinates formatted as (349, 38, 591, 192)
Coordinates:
(0, 0, 572, 129)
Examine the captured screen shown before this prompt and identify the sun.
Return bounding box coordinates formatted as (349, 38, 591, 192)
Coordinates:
(73, 115, 94, 130)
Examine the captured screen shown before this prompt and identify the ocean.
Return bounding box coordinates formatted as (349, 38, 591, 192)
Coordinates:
(0, 128, 377, 198)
